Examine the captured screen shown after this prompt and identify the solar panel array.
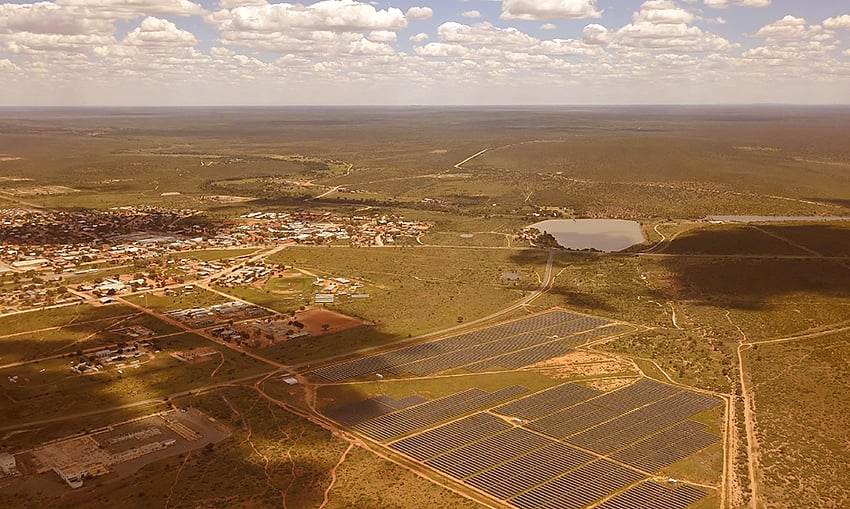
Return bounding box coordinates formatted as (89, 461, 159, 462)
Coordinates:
(525, 379, 682, 439)
(593, 481, 707, 509)
(425, 427, 552, 479)
(610, 420, 721, 471)
(565, 391, 722, 454)
(352, 385, 529, 441)
(312, 310, 616, 381)
(493, 382, 603, 420)
(465, 442, 595, 499)
(510, 459, 645, 509)
(390, 412, 511, 461)
(371, 379, 720, 509)
(324, 394, 427, 426)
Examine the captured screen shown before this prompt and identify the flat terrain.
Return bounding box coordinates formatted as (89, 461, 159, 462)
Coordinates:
(743, 330, 850, 508)
(2, 107, 850, 509)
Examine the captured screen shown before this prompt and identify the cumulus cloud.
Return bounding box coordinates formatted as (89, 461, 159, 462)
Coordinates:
(424, 21, 602, 60)
(634, 1, 696, 25)
(2, 31, 113, 54)
(125, 17, 196, 46)
(501, 0, 602, 21)
(56, 0, 205, 18)
(753, 16, 811, 40)
(414, 42, 467, 58)
(823, 15, 850, 30)
(611, 21, 734, 51)
(462, 10, 481, 19)
(704, 0, 771, 8)
(0, 2, 111, 36)
(405, 6, 433, 20)
(208, 1, 408, 33)
(367, 30, 397, 42)
(581, 24, 609, 45)
(0, 57, 18, 72)
(541, 23, 557, 30)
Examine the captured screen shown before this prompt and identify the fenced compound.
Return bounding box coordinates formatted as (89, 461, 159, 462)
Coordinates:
(592, 481, 707, 509)
(375, 379, 718, 509)
(312, 310, 615, 381)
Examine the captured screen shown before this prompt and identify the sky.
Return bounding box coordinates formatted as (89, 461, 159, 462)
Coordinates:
(1, 0, 850, 106)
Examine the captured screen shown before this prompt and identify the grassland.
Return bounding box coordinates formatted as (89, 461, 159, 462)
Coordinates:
(0, 303, 136, 338)
(659, 225, 808, 256)
(3, 108, 850, 220)
(0, 332, 270, 427)
(267, 246, 542, 336)
(127, 287, 230, 312)
(213, 273, 314, 314)
(315, 370, 564, 413)
(0, 312, 180, 365)
(743, 331, 850, 508)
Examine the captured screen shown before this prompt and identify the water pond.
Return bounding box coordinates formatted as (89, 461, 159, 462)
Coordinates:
(530, 219, 645, 252)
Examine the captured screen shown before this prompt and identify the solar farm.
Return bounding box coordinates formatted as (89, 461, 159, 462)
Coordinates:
(312, 310, 626, 381)
(312, 309, 724, 509)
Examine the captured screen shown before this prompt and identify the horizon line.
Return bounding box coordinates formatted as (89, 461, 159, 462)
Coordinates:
(2, 103, 850, 109)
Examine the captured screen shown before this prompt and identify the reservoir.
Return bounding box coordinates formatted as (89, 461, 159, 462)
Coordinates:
(530, 219, 645, 252)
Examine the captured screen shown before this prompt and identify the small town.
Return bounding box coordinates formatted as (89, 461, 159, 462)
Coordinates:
(0, 206, 429, 314)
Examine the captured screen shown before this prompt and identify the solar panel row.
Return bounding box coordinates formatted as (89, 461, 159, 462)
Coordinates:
(389, 412, 512, 461)
(493, 382, 603, 420)
(312, 310, 610, 381)
(425, 427, 552, 479)
(353, 385, 529, 441)
(610, 420, 721, 472)
(593, 481, 707, 509)
(566, 391, 722, 454)
(465, 441, 595, 500)
(324, 394, 427, 426)
(509, 459, 645, 509)
(527, 380, 682, 439)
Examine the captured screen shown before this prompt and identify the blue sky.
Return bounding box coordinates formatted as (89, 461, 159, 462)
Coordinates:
(1, 0, 849, 105)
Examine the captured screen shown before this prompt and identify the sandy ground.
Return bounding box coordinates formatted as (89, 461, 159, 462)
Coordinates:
(296, 308, 368, 336)
(530, 350, 634, 380)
